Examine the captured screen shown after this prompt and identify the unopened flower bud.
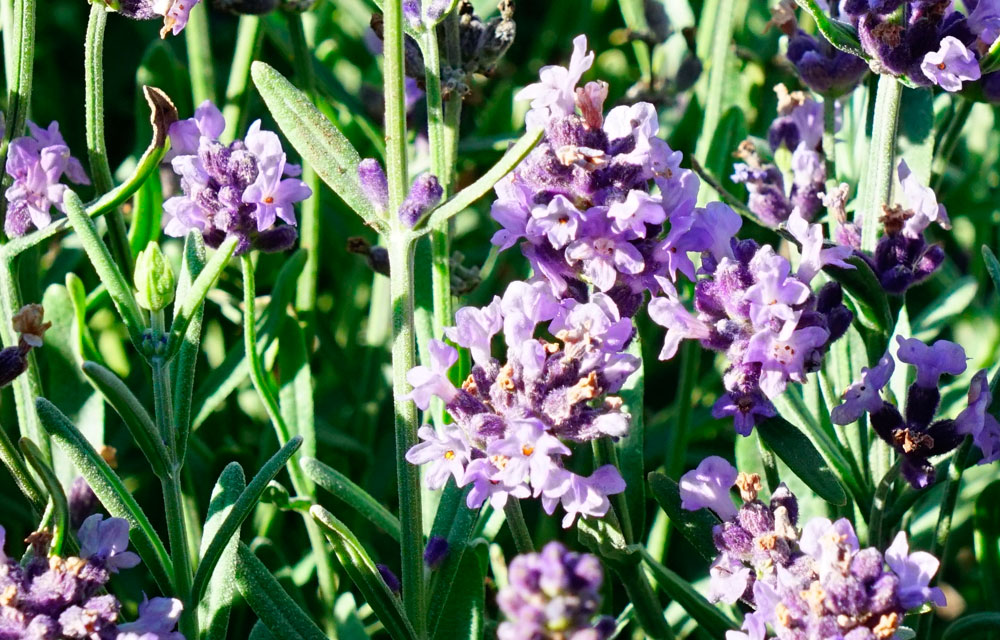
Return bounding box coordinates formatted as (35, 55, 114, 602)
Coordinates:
(134, 242, 176, 312)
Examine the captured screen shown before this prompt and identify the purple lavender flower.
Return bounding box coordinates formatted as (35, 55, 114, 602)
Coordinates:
(423, 536, 449, 569)
(831, 351, 895, 424)
(4, 121, 90, 237)
(954, 369, 1000, 464)
(167, 100, 225, 158)
(885, 531, 947, 609)
(358, 158, 390, 215)
(897, 159, 950, 237)
(921, 36, 982, 91)
(647, 277, 711, 360)
(678, 456, 739, 521)
(969, 0, 1000, 48)
(163, 104, 309, 253)
(492, 34, 702, 312)
(398, 173, 443, 227)
(895, 336, 967, 388)
(496, 542, 614, 640)
(786, 30, 869, 96)
(116, 596, 185, 639)
(404, 280, 637, 527)
(117, 0, 201, 37)
(78, 514, 142, 573)
(785, 213, 854, 285)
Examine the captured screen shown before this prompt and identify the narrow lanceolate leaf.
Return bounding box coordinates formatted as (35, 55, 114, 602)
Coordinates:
(166, 235, 238, 362)
(311, 505, 418, 640)
(942, 613, 1000, 640)
(910, 277, 977, 341)
(250, 61, 383, 232)
(300, 456, 401, 541)
(430, 540, 486, 640)
(198, 463, 245, 640)
(234, 543, 328, 640)
(81, 361, 170, 478)
(37, 398, 173, 592)
(974, 480, 1000, 604)
(639, 549, 739, 636)
(172, 231, 208, 464)
(191, 437, 303, 605)
(756, 416, 848, 506)
(793, 0, 865, 57)
(427, 483, 478, 637)
(647, 471, 720, 561)
(616, 336, 646, 539)
(19, 438, 69, 556)
(278, 316, 316, 461)
(983, 246, 1000, 293)
(62, 192, 146, 354)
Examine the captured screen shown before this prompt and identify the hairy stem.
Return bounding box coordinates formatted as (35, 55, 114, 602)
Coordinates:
(503, 500, 534, 554)
(859, 75, 902, 253)
(84, 3, 133, 276)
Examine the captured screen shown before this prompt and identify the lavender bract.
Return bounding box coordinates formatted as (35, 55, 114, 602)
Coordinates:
(0, 516, 184, 639)
(163, 101, 310, 254)
(496, 541, 614, 640)
(404, 279, 636, 527)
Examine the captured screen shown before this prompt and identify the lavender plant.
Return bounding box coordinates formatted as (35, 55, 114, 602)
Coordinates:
(0, 0, 996, 638)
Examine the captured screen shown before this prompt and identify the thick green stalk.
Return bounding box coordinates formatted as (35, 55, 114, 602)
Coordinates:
(221, 15, 262, 142)
(859, 75, 902, 253)
(239, 256, 338, 622)
(287, 14, 320, 340)
(503, 501, 534, 554)
(184, 1, 216, 105)
(384, 1, 425, 634)
(150, 311, 196, 638)
(0, 0, 35, 229)
(84, 3, 133, 276)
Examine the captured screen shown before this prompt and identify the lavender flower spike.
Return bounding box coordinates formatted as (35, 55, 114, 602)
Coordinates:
(921, 36, 982, 92)
(679, 456, 738, 521)
(895, 336, 967, 389)
(831, 350, 895, 425)
(886, 531, 947, 610)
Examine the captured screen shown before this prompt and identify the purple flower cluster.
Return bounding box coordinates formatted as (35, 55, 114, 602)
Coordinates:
(770, 2, 869, 95)
(832, 335, 999, 488)
(490, 35, 705, 317)
(496, 541, 614, 640)
(649, 206, 854, 435)
(680, 457, 945, 640)
(404, 279, 637, 527)
(117, 0, 201, 38)
(357, 159, 443, 228)
(0, 515, 184, 639)
(732, 87, 829, 226)
(4, 120, 91, 237)
(843, 0, 992, 92)
(163, 101, 311, 254)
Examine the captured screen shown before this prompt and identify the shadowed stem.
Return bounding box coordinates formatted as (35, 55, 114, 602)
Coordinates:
(503, 501, 534, 554)
(239, 255, 338, 622)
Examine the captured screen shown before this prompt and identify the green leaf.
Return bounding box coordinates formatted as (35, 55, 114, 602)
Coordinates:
(81, 361, 170, 479)
(793, 0, 865, 57)
(278, 316, 315, 461)
(191, 436, 304, 605)
(756, 416, 848, 506)
(250, 61, 383, 232)
(974, 480, 1000, 604)
(198, 463, 245, 640)
(65, 274, 102, 365)
(911, 277, 977, 341)
(942, 614, 1000, 640)
(647, 471, 719, 561)
(37, 398, 174, 592)
(234, 543, 328, 640)
(166, 235, 238, 362)
(617, 336, 646, 539)
(824, 256, 893, 337)
(980, 33, 1000, 74)
(0, 418, 44, 514)
(430, 540, 486, 640)
(427, 483, 479, 637)
(62, 191, 147, 355)
(19, 437, 69, 556)
(639, 549, 739, 636)
(300, 456, 401, 541)
(310, 505, 418, 640)
(983, 246, 1000, 293)
(171, 231, 208, 464)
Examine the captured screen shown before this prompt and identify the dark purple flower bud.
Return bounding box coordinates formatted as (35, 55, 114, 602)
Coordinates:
(870, 401, 905, 444)
(905, 383, 941, 430)
(423, 536, 449, 569)
(769, 483, 799, 525)
(768, 117, 801, 151)
(377, 564, 401, 594)
(398, 174, 443, 227)
(254, 226, 299, 253)
(0, 345, 28, 388)
(358, 158, 389, 215)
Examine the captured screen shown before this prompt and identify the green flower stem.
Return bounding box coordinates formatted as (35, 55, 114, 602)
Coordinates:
(823, 95, 837, 182)
(614, 561, 674, 639)
(222, 15, 262, 142)
(860, 75, 902, 253)
(665, 340, 698, 478)
(287, 14, 320, 341)
(0, 0, 35, 230)
(867, 457, 900, 548)
(239, 255, 338, 620)
(503, 500, 534, 555)
(184, 1, 217, 106)
(150, 310, 196, 638)
(84, 3, 133, 276)
(0, 256, 47, 459)
(385, 0, 426, 634)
